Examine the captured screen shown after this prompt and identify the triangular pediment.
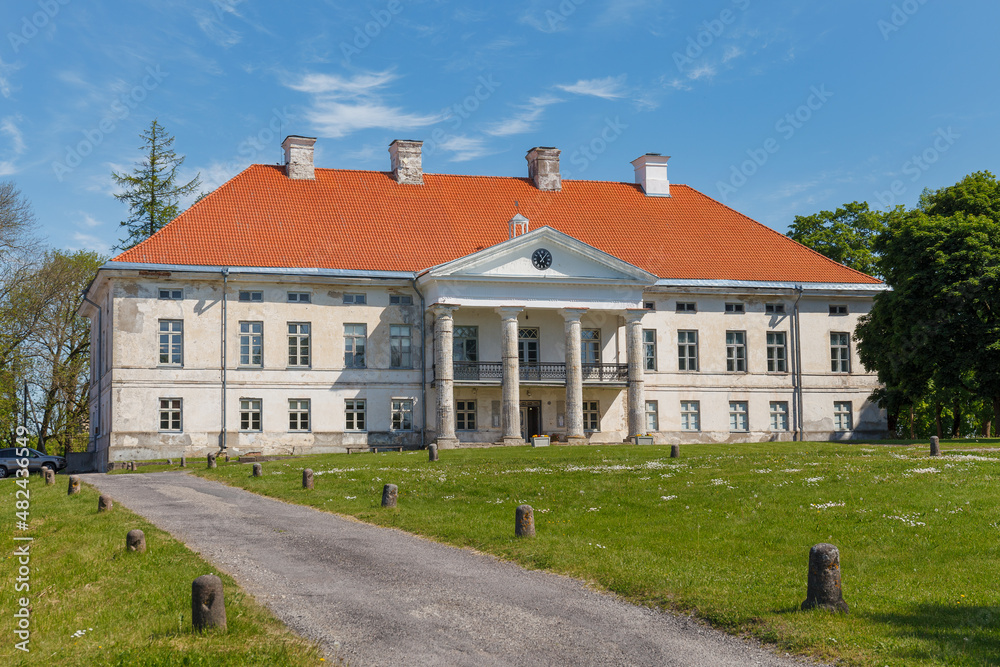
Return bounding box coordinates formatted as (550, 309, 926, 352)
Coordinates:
(423, 227, 657, 284)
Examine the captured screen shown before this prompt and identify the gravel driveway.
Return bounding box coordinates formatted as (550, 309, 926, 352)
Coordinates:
(83, 471, 821, 667)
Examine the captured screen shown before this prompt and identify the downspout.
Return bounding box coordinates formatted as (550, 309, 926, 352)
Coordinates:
(82, 293, 103, 443)
(220, 268, 229, 451)
(410, 277, 427, 450)
(792, 284, 805, 441)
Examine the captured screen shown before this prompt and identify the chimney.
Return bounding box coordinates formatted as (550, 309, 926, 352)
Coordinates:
(526, 147, 561, 192)
(389, 139, 423, 185)
(281, 135, 317, 180)
(631, 153, 670, 197)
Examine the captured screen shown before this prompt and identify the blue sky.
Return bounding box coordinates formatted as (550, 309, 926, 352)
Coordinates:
(2, 0, 997, 256)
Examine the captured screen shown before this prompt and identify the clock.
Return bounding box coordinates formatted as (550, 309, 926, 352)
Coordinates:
(531, 248, 552, 270)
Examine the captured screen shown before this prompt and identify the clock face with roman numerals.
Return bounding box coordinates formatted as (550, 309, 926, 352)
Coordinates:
(531, 248, 552, 270)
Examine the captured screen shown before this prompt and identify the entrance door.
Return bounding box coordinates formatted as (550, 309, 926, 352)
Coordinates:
(520, 401, 541, 440)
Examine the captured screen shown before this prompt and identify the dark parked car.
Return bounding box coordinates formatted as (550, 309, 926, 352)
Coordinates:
(0, 447, 67, 478)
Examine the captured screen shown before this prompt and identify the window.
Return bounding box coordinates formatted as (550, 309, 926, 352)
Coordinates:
(158, 320, 183, 366)
(239, 321, 263, 367)
(725, 302, 745, 313)
(158, 288, 182, 300)
(391, 399, 413, 431)
(287, 323, 310, 367)
(390, 325, 412, 368)
(238, 290, 262, 302)
(729, 401, 749, 432)
(581, 329, 600, 365)
(287, 292, 310, 303)
(678, 330, 698, 371)
(344, 324, 367, 368)
(240, 399, 262, 431)
(456, 400, 476, 430)
(676, 302, 696, 313)
(643, 301, 656, 311)
(829, 304, 848, 315)
(159, 398, 182, 431)
(645, 400, 658, 432)
(643, 329, 657, 371)
(583, 401, 600, 431)
(345, 399, 366, 431)
(834, 402, 852, 431)
(765, 303, 785, 314)
(343, 293, 366, 304)
(726, 331, 747, 372)
(770, 401, 789, 431)
(453, 326, 478, 361)
(288, 399, 310, 432)
(766, 332, 787, 373)
(831, 332, 851, 373)
(518, 328, 539, 367)
(681, 401, 700, 431)
(390, 294, 413, 305)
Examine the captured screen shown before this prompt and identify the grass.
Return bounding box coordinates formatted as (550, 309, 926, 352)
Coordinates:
(0, 473, 325, 666)
(182, 440, 1000, 666)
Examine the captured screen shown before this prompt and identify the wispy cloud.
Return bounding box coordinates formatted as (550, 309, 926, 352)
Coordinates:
(194, 0, 247, 48)
(0, 116, 26, 175)
(285, 70, 442, 138)
(437, 135, 488, 162)
(485, 94, 563, 137)
(556, 75, 628, 100)
(78, 212, 103, 228)
(0, 56, 18, 98)
(70, 231, 110, 253)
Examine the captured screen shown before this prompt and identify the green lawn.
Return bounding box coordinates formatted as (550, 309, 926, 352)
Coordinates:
(186, 440, 1000, 666)
(0, 474, 324, 666)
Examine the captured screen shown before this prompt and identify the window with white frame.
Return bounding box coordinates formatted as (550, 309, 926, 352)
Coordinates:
(453, 326, 478, 361)
(676, 302, 696, 313)
(765, 303, 785, 314)
(238, 290, 262, 302)
(643, 329, 657, 371)
(583, 401, 599, 431)
(239, 321, 263, 367)
(581, 329, 600, 365)
(456, 400, 476, 430)
(391, 399, 413, 431)
(645, 400, 658, 432)
(345, 399, 366, 431)
(831, 332, 851, 373)
(766, 332, 787, 372)
(389, 294, 412, 305)
(287, 292, 310, 303)
(725, 302, 745, 313)
(344, 324, 366, 368)
(343, 293, 366, 304)
(680, 401, 700, 431)
(287, 323, 310, 367)
(834, 401, 853, 431)
(158, 288, 182, 300)
(678, 330, 698, 371)
(159, 398, 182, 432)
(726, 331, 747, 372)
(240, 399, 262, 431)
(390, 325, 412, 368)
(729, 401, 749, 432)
(158, 320, 183, 366)
(288, 399, 310, 432)
(643, 300, 656, 311)
(829, 304, 848, 315)
(770, 401, 789, 431)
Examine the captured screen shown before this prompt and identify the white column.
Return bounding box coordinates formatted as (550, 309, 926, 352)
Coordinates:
(432, 305, 459, 448)
(560, 308, 587, 444)
(625, 310, 646, 438)
(496, 306, 524, 445)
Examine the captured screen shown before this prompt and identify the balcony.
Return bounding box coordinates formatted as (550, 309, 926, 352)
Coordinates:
(453, 362, 628, 385)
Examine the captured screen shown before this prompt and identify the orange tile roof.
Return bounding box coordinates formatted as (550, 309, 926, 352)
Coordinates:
(114, 165, 881, 284)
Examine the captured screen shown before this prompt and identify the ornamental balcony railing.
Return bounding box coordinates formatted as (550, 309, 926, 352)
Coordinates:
(453, 362, 628, 383)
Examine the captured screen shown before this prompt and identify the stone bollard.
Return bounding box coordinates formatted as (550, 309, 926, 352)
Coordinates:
(801, 543, 849, 613)
(207, 453, 217, 469)
(302, 469, 314, 489)
(129, 461, 136, 471)
(98, 495, 113, 512)
(224, 453, 230, 462)
(43, 468, 55, 485)
(126, 529, 146, 553)
(515, 504, 535, 538)
(192, 575, 227, 631)
(180, 455, 187, 468)
(68, 475, 81, 495)
(381, 484, 398, 508)
(930, 436, 940, 457)
(252, 463, 262, 477)
(670, 444, 680, 459)
(428, 444, 439, 462)
(167, 459, 173, 466)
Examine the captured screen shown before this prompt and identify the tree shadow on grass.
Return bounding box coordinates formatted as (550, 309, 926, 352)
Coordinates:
(864, 603, 1000, 664)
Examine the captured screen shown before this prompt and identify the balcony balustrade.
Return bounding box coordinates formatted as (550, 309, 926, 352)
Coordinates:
(452, 362, 627, 383)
